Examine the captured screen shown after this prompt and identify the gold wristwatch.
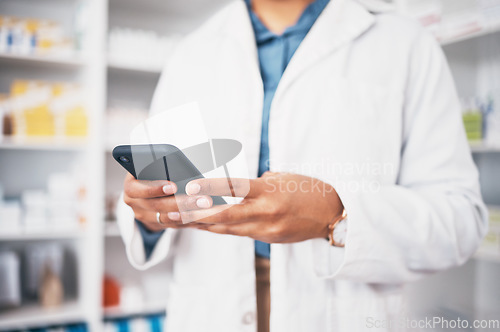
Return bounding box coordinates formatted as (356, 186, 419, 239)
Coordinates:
(327, 208, 348, 247)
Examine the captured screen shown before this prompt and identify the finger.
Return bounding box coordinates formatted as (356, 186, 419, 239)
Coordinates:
(169, 222, 208, 229)
(157, 211, 201, 228)
(146, 194, 213, 212)
(133, 207, 182, 228)
(135, 208, 208, 229)
(132, 194, 213, 214)
(130, 196, 177, 213)
(124, 173, 177, 199)
(176, 195, 213, 211)
(171, 203, 254, 224)
(186, 178, 259, 198)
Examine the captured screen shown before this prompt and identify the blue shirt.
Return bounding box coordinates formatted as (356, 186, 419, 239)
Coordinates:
(250, 0, 329, 258)
(137, 0, 329, 260)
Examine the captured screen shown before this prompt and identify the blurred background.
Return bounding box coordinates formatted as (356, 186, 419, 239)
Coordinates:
(0, 0, 499, 331)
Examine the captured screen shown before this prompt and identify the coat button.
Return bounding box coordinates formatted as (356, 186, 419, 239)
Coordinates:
(242, 311, 255, 325)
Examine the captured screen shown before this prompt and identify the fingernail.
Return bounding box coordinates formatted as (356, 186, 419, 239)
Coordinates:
(168, 212, 180, 221)
(163, 184, 174, 194)
(196, 198, 211, 209)
(186, 182, 201, 195)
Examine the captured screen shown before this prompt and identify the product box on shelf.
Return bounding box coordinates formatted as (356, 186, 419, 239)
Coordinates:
(2, 80, 88, 139)
(0, 15, 75, 56)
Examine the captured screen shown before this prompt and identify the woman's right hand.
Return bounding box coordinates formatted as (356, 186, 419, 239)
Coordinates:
(122, 173, 214, 231)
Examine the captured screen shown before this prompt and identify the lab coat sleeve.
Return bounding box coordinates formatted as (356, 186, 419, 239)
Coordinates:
(312, 30, 489, 283)
(116, 195, 178, 270)
(116, 57, 182, 271)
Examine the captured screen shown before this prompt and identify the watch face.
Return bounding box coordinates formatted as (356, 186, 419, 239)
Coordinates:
(333, 220, 347, 245)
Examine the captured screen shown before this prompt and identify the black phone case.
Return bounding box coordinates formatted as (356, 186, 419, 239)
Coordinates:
(113, 144, 226, 205)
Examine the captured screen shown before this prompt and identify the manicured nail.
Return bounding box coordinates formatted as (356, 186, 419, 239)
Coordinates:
(186, 182, 201, 195)
(168, 212, 180, 221)
(163, 184, 174, 194)
(196, 198, 211, 209)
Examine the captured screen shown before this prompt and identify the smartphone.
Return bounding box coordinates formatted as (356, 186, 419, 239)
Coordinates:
(113, 144, 226, 205)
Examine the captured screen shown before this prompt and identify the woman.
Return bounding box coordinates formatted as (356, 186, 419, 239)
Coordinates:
(117, 0, 488, 331)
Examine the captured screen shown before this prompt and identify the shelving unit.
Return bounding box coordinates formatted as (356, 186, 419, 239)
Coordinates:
(107, 61, 162, 75)
(1, 0, 499, 331)
(0, 300, 85, 331)
(0, 0, 106, 330)
(0, 137, 87, 151)
(0, 228, 86, 241)
(103, 301, 165, 320)
(0, 51, 86, 68)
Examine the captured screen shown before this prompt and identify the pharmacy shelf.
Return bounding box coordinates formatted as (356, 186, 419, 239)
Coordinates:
(103, 301, 165, 319)
(470, 141, 500, 153)
(0, 227, 86, 241)
(0, 300, 86, 330)
(107, 60, 162, 74)
(0, 0, 106, 331)
(0, 137, 87, 151)
(0, 51, 86, 68)
(440, 21, 500, 46)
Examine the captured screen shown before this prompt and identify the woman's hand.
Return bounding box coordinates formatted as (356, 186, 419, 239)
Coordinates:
(169, 172, 344, 243)
(122, 173, 214, 232)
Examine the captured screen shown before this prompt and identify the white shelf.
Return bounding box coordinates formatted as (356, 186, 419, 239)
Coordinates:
(103, 301, 165, 319)
(0, 300, 86, 330)
(0, 137, 87, 151)
(440, 22, 500, 46)
(0, 227, 86, 241)
(107, 60, 162, 74)
(0, 51, 86, 68)
(470, 141, 500, 153)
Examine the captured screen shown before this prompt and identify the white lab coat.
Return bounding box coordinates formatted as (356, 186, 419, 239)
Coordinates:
(117, 0, 488, 331)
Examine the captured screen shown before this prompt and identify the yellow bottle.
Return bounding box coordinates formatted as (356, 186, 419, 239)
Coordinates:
(65, 105, 87, 137)
(24, 103, 55, 136)
(22, 81, 55, 137)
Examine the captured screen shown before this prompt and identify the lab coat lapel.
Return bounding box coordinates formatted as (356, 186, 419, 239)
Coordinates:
(220, 1, 264, 177)
(277, 0, 376, 92)
(224, 1, 260, 74)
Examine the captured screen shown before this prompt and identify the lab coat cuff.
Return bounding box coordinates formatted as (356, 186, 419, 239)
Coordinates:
(116, 193, 176, 271)
(312, 188, 360, 279)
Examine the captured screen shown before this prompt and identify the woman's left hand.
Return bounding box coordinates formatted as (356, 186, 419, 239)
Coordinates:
(167, 172, 344, 243)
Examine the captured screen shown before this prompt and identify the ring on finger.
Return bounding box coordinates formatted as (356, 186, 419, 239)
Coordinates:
(156, 212, 164, 225)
